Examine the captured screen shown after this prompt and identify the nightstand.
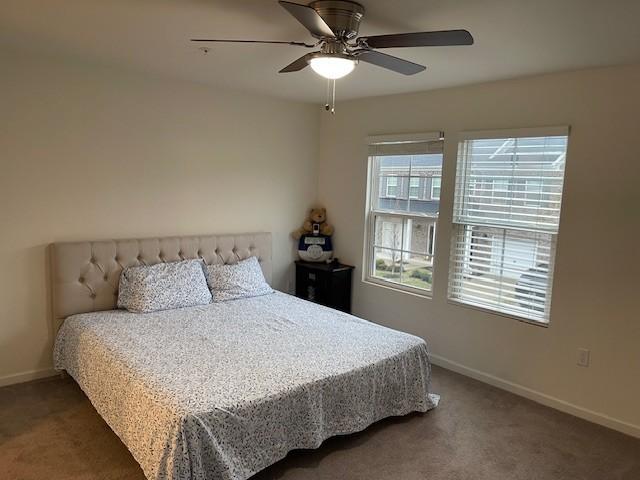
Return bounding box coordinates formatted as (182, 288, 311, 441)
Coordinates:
(295, 260, 355, 313)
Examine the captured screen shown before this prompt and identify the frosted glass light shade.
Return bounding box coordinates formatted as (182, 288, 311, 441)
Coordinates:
(309, 56, 356, 79)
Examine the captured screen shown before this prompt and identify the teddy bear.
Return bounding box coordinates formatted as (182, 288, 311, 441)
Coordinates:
(292, 207, 334, 239)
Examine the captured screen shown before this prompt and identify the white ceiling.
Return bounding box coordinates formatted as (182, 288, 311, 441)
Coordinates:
(2, 0, 640, 103)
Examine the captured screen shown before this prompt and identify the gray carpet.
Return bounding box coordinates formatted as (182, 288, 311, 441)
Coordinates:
(1, 365, 638, 480)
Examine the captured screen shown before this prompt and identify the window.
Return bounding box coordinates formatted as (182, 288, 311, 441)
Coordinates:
(448, 127, 569, 324)
(524, 179, 543, 206)
(409, 177, 420, 199)
(365, 133, 444, 294)
(385, 177, 398, 197)
(492, 179, 509, 196)
(431, 176, 441, 200)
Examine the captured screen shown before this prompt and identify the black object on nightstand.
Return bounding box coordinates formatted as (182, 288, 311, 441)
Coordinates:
(295, 260, 355, 313)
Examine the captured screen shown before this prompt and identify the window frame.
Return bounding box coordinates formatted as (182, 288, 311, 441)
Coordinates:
(447, 126, 569, 326)
(364, 132, 444, 298)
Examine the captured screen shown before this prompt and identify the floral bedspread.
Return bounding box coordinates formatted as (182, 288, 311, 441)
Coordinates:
(54, 292, 438, 480)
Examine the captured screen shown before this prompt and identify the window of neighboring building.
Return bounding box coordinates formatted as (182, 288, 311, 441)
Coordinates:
(431, 176, 441, 200)
(492, 179, 509, 196)
(448, 128, 569, 324)
(524, 179, 543, 206)
(409, 177, 420, 199)
(385, 176, 398, 197)
(365, 133, 444, 295)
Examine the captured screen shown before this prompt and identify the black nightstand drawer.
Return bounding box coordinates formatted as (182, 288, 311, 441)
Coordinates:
(295, 261, 354, 313)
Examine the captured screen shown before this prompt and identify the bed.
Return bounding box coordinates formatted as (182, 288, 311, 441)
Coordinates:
(51, 233, 438, 480)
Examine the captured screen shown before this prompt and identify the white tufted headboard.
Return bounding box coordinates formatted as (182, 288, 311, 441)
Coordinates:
(50, 233, 272, 331)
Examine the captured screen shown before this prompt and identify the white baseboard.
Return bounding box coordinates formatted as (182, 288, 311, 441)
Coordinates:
(0, 368, 58, 388)
(430, 354, 640, 439)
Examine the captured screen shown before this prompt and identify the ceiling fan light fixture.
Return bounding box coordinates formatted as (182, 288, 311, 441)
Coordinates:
(309, 55, 356, 79)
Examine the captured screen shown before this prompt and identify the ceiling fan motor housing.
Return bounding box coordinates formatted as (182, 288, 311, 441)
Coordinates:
(309, 0, 365, 39)
(320, 39, 348, 55)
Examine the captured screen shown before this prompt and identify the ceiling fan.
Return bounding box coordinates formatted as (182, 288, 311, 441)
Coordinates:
(192, 1, 474, 110)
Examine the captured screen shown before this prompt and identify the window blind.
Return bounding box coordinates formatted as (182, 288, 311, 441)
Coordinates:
(448, 130, 569, 323)
(368, 140, 444, 156)
(367, 132, 444, 156)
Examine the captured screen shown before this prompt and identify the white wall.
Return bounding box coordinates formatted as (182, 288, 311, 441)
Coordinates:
(0, 50, 319, 385)
(318, 64, 640, 436)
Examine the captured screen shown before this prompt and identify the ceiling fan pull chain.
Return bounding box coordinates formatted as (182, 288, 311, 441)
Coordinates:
(331, 79, 336, 115)
(325, 78, 331, 111)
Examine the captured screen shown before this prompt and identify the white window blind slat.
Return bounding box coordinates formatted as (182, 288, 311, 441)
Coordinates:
(462, 196, 563, 205)
(451, 250, 552, 266)
(452, 249, 553, 261)
(452, 285, 550, 307)
(448, 131, 568, 323)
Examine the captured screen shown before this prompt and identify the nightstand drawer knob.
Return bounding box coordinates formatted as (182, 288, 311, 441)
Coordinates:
(307, 286, 316, 301)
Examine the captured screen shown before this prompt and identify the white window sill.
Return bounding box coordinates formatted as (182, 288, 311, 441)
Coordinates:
(363, 277, 433, 299)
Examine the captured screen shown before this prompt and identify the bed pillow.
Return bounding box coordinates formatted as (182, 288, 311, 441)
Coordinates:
(117, 259, 212, 313)
(205, 256, 273, 302)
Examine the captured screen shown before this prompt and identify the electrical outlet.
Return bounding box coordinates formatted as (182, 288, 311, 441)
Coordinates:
(577, 348, 590, 367)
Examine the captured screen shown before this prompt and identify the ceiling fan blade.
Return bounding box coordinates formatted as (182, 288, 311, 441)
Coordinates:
(355, 50, 426, 75)
(279, 52, 316, 73)
(278, 1, 335, 38)
(360, 30, 474, 48)
(191, 39, 315, 47)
